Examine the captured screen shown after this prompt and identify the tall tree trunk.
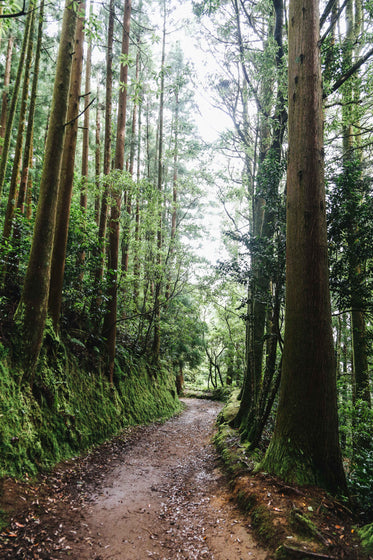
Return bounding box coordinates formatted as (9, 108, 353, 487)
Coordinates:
(261, 0, 346, 493)
(77, 25, 92, 280)
(0, 35, 14, 158)
(232, 0, 286, 444)
(102, 0, 132, 384)
(13, 0, 78, 382)
(121, 46, 140, 284)
(94, 0, 114, 294)
(152, 0, 166, 362)
(164, 86, 179, 303)
(342, 0, 370, 406)
(2, 6, 36, 241)
(80, 25, 91, 212)
(17, 0, 44, 217)
(0, 4, 33, 197)
(48, 2, 85, 330)
(94, 91, 101, 226)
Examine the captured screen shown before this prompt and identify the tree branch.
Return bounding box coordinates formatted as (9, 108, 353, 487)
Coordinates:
(324, 47, 373, 98)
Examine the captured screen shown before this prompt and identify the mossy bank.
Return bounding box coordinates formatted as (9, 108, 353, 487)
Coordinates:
(0, 340, 180, 478)
(214, 391, 365, 559)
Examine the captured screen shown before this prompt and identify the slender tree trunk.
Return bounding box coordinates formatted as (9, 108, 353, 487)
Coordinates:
(152, 0, 166, 361)
(232, 0, 286, 443)
(0, 4, 32, 197)
(80, 26, 91, 211)
(48, 2, 85, 330)
(261, 0, 346, 493)
(165, 87, 179, 303)
(102, 0, 132, 384)
(121, 47, 140, 284)
(13, 0, 78, 381)
(17, 0, 44, 216)
(0, 35, 14, 158)
(94, 0, 114, 292)
(342, 0, 370, 406)
(94, 92, 101, 226)
(2, 6, 36, 241)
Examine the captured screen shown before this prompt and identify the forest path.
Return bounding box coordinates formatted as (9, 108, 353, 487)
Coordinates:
(73, 398, 268, 560)
(0, 398, 269, 559)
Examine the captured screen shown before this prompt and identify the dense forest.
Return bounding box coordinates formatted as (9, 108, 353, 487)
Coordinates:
(0, 0, 373, 552)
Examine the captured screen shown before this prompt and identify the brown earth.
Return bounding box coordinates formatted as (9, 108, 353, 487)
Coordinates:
(0, 398, 269, 559)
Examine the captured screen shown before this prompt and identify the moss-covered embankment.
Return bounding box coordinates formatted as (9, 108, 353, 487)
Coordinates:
(0, 341, 180, 478)
(214, 391, 366, 559)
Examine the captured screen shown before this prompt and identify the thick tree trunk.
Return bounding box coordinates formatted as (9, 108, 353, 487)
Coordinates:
(48, 2, 85, 330)
(13, 0, 78, 382)
(261, 0, 346, 493)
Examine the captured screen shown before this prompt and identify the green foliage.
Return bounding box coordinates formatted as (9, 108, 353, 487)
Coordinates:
(358, 522, 373, 553)
(345, 401, 373, 518)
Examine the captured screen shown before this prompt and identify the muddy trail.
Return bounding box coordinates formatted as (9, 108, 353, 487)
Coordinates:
(0, 398, 268, 559)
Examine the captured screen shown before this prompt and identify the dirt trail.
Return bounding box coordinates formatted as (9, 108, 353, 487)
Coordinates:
(73, 398, 267, 560)
(1, 398, 269, 559)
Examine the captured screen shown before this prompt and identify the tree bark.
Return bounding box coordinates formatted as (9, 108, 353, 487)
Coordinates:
(0, 4, 32, 197)
(17, 0, 44, 217)
(0, 35, 14, 158)
(94, 0, 114, 295)
(152, 0, 166, 362)
(48, 2, 85, 330)
(13, 0, 78, 381)
(102, 0, 132, 384)
(2, 6, 35, 241)
(261, 0, 346, 493)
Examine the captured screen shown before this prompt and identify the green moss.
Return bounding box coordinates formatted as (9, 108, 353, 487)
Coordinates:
(0, 346, 180, 478)
(259, 436, 321, 487)
(359, 523, 373, 553)
(251, 504, 278, 545)
(216, 389, 240, 424)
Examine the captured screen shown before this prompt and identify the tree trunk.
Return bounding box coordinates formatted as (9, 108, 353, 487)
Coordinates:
(94, 0, 114, 296)
(0, 35, 14, 158)
(17, 0, 44, 216)
(0, 4, 33, 197)
(232, 0, 286, 443)
(94, 91, 101, 225)
(48, 2, 85, 330)
(13, 0, 78, 382)
(261, 0, 346, 494)
(2, 6, 36, 241)
(152, 0, 166, 362)
(102, 0, 132, 384)
(341, 0, 370, 407)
